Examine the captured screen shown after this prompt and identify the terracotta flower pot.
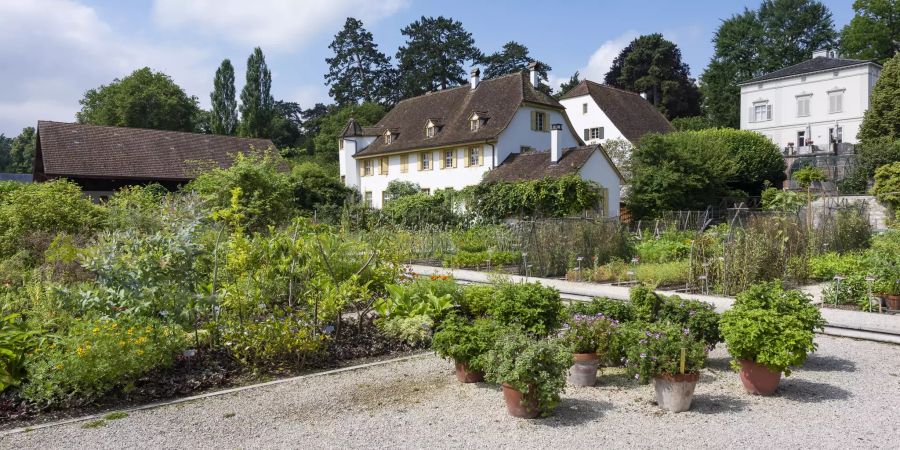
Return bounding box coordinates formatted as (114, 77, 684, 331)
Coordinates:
(501, 383, 540, 418)
(882, 294, 900, 311)
(567, 353, 600, 387)
(653, 372, 699, 412)
(739, 359, 782, 395)
(454, 361, 484, 383)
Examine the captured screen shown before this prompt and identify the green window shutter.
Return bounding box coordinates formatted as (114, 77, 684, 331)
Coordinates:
(530, 111, 537, 130)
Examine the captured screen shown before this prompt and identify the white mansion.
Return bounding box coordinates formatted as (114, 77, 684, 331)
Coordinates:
(338, 65, 626, 217)
(740, 49, 882, 153)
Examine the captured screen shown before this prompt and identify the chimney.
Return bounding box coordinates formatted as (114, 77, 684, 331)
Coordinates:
(470, 67, 480, 90)
(528, 61, 540, 87)
(550, 124, 562, 164)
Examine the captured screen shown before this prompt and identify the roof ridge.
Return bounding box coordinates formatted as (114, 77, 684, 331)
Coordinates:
(394, 71, 526, 105)
(38, 121, 273, 143)
(585, 80, 642, 97)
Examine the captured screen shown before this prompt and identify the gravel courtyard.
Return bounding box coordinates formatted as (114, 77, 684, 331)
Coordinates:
(3, 335, 899, 449)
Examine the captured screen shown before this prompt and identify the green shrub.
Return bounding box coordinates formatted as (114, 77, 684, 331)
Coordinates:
(186, 152, 294, 230)
(459, 285, 497, 318)
(634, 260, 690, 286)
(443, 250, 519, 269)
(822, 275, 872, 309)
(873, 162, 900, 213)
(635, 235, 691, 263)
(487, 282, 564, 337)
(23, 316, 187, 406)
(431, 316, 505, 370)
(465, 175, 603, 221)
(720, 282, 825, 375)
(807, 252, 868, 280)
(376, 278, 460, 323)
(0, 314, 41, 393)
(566, 297, 636, 323)
(382, 190, 463, 229)
(0, 180, 107, 259)
(105, 184, 168, 231)
(378, 315, 433, 346)
(559, 313, 618, 355)
(221, 314, 323, 367)
(624, 322, 708, 384)
(482, 331, 571, 416)
(630, 285, 721, 346)
(867, 231, 900, 295)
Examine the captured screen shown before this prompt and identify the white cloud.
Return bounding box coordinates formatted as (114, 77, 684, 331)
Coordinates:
(579, 31, 639, 82)
(0, 0, 216, 136)
(152, 0, 409, 51)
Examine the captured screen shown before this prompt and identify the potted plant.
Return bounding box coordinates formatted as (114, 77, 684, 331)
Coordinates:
(624, 323, 707, 412)
(875, 279, 900, 310)
(431, 316, 503, 383)
(559, 313, 618, 386)
(720, 282, 825, 395)
(482, 331, 571, 418)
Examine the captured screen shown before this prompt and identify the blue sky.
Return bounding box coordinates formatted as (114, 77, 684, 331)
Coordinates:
(0, 0, 856, 136)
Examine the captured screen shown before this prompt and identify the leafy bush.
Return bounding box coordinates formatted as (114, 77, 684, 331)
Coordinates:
(0, 180, 107, 259)
(23, 316, 187, 406)
(624, 322, 708, 384)
(383, 180, 421, 202)
(811, 205, 872, 254)
(558, 313, 618, 355)
(635, 235, 691, 263)
(873, 162, 900, 213)
(431, 316, 505, 370)
(566, 297, 636, 323)
(382, 190, 464, 229)
(105, 184, 169, 232)
(634, 261, 691, 286)
(487, 282, 564, 337)
(514, 218, 634, 277)
(807, 252, 868, 280)
(458, 285, 497, 318)
(466, 175, 603, 221)
(291, 162, 356, 212)
(482, 331, 571, 416)
(0, 314, 41, 393)
(867, 230, 900, 295)
(822, 275, 871, 309)
(186, 152, 294, 230)
(630, 285, 721, 346)
(720, 282, 825, 375)
(376, 278, 460, 322)
(378, 315, 434, 346)
(221, 314, 323, 367)
(443, 250, 519, 269)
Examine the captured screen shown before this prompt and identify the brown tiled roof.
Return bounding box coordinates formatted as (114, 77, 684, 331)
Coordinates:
(482, 146, 597, 183)
(341, 118, 383, 137)
(35, 121, 275, 181)
(354, 71, 562, 157)
(560, 80, 674, 143)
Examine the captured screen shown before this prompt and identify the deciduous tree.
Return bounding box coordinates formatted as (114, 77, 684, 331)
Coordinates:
(479, 41, 552, 94)
(239, 47, 275, 138)
(554, 71, 581, 99)
(603, 34, 701, 119)
(859, 53, 900, 140)
(840, 0, 900, 64)
(76, 67, 200, 132)
(210, 59, 238, 135)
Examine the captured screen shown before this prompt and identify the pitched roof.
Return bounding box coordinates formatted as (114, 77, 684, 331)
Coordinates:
(482, 146, 597, 183)
(559, 80, 674, 143)
(739, 57, 880, 85)
(35, 121, 275, 181)
(0, 173, 32, 183)
(353, 71, 562, 158)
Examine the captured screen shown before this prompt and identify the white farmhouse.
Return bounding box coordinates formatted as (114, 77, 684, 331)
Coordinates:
(739, 49, 882, 154)
(339, 65, 624, 217)
(558, 79, 674, 146)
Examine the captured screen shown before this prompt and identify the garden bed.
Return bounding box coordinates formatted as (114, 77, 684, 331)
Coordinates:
(5, 335, 898, 448)
(0, 319, 422, 430)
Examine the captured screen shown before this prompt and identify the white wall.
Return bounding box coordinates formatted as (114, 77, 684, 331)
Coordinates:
(559, 95, 628, 145)
(495, 107, 580, 163)
(356, 144, 495, 208)
(578, 151, 621, 218)
(740, 64, 881, 149)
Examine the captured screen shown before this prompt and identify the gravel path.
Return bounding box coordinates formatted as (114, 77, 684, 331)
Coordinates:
(3, 335, 899, 449)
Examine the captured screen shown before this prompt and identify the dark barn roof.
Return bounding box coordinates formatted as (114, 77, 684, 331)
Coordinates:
(560, 80, 673, 143)
(739, 57, 880, 85)
(34, 121, 274, 181)
(483, 146, 597, 183)
(353, 71, 563, 158)
(0, 173, 32, 183)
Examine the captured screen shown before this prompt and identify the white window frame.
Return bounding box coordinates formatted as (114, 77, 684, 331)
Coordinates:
(796, 95, 811, 117)
(384, 131, 393, 144)
(425, 125, 436, 139)
(828, 90, 844, 114)
(752, 103, 772, 123)
(536, 112, 545, 131)
(364, 191, 373, 207)
(363, 159, 374, 176)
(468, 147, 480, 166)
(444, 150, 454, 169)
(420, 152, 431, 170)
(589, 127, 604, 140)
(582, 103, 588, 114)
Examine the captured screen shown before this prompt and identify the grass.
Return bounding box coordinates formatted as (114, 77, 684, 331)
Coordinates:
(103, 411, 129, 420)
(81, 420, 106, 429)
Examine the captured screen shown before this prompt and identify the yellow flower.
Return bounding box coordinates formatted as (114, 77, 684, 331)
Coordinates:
(76, 347, 85, 356)
(118, 340, 126, 348)
(92, 327, 99, 334)
(55, 364, 64, 370)
(136, 349, 145, 356)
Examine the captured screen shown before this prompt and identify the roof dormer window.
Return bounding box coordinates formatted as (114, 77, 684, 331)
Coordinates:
(469, 113, 484, 132)
(384, 130, 393, 145)
(425, 119, 441, 139)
